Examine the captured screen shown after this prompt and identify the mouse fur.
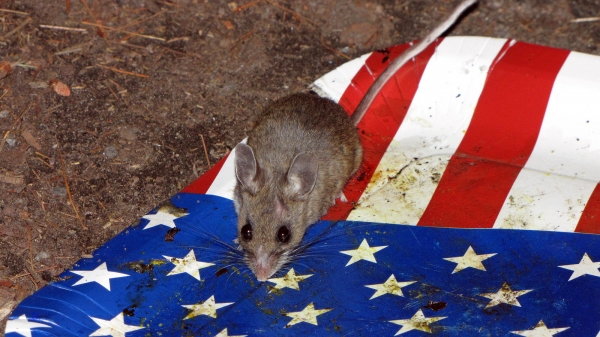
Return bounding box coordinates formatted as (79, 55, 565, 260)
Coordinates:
(233, 92, 362, 281)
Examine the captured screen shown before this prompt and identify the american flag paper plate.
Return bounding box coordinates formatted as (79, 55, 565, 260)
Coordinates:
(6, 36, 600, 337)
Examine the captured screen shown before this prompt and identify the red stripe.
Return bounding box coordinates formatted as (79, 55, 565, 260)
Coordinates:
(180, 154, 229, 194)
(575, 184, 600, 234)
(323, 41, 439, 221)
(418, 41, 570, 228)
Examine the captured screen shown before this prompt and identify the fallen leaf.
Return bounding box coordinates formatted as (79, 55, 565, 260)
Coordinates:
(0, 61, 12, 79)
(21, 129, 42, 150)
(223, 20, 235, 30)
(0, 173, 25, 185)
(50, 79, 71, 96)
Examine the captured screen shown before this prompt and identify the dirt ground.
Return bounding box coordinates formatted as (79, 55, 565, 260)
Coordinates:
(0, 0, 598, 333)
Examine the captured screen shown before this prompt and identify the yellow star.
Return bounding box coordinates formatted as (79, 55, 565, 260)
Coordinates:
(163, 250, 215, 281)
(511, 320, 569, 336)
(284, 302, 332, 327)
(479, 282, 533, 309)
(340, 238, 387, 266)
(142, 204, 188, 229)
(267, 268, 313, 292)
(365, 274, 416, 300)
(182, 295, 233, 320)
(443, 246, 496, 274)
(389, 309, 447, 335)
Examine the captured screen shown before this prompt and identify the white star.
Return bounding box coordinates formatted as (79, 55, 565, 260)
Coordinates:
(163, 250, 215, 281)
(558, 253, 600, 281)
(511, 320, 569, 336)
(5, 314, 51, 337)
(182, 295, 233, 320)
(89, 313, 144, 337)
(267, 268, 312, 292)
(443, 246, 496, 274)
(365, 274, 416, 300)
(284, 302, 332, 327)
(340, 238, 387, 266)
(215, 328, 247, 337)
(142, 205, 188, 229)
(479, 282, 533, 309)
(71, 262, 129, 291)
(389, 309, 447, 335)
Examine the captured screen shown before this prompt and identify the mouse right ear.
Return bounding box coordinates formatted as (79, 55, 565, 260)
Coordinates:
(234, 143, 263, 194)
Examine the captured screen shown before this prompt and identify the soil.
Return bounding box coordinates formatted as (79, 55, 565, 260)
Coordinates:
(0, 0, 598, 333)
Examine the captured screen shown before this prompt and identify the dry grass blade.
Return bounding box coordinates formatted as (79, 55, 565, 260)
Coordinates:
(97, 64, 149, 78)
(39, 25, 87, 33)
(570, 17, 600, 23)
(201, 134, 211, 167)
(81, 21, 166, 42)
(0, 8, 29, 15)
(3, 17, 32, 39)
(56, 137, 87, 229)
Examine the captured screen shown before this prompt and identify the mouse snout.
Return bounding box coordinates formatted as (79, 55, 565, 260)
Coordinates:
(253, 245, 276, 282)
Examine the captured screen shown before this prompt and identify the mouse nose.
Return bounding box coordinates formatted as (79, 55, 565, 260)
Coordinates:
(254, 246, 273, 281)
(255, 267, 270, 282)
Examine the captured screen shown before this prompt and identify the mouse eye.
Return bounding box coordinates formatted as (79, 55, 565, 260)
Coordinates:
(276, 226, 290, 243)
(241, 223, 253, 242)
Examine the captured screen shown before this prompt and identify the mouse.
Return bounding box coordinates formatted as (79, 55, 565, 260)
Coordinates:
(232, 0, 478, 282)
(233, 93, 362, 281)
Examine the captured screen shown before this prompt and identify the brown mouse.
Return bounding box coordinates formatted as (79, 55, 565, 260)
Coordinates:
(233, 93, 362, 281)
(232, 0, 478, 282)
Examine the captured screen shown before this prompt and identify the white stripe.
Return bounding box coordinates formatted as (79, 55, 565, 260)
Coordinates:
(494, 51, 600, 231)
(347, 36, 508, 224)
(205, 141, 244, 200)
(493, 169, 595, 232)
(310, 53, 371, 103)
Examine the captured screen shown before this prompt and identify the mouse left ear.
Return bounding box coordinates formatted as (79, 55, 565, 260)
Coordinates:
(285, 152, 318, 199)
(234, 143, 263, 194)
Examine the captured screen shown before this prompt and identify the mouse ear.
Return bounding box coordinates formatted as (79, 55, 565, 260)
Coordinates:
(285, 152, 318, 199)
(234, 143, 263, 194)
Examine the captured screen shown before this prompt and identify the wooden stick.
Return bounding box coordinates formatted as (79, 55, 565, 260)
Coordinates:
(81, 21, 166, 41)
(351, 0, 478, 126)
(10, 265, 61, 280)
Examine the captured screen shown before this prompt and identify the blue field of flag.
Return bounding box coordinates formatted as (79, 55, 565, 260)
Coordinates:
(6, 193, 600, 336)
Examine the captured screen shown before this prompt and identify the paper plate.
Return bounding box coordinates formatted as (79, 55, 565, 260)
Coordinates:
(6, 36, 600, 337)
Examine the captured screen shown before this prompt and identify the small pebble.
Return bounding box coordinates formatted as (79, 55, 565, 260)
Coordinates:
(52, 186, 68, 197)
(35, 251, 49, 261)
(5, 138, 17, 147)
(0, 110, 9, 118)
(104, 146, 118, 159)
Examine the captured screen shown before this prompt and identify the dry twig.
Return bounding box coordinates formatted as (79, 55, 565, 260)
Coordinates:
(265, 0, 318, 26)
(39, 25, 87, 33)
(97, 64, 149, 78)
(56, 137, 87, 229)
(81, 21, 166, 41)
(0, 8, 29, 15)
(570, 17, 600, 23)
(3, 17, 32, 39)
(200, 134, 211, 166)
